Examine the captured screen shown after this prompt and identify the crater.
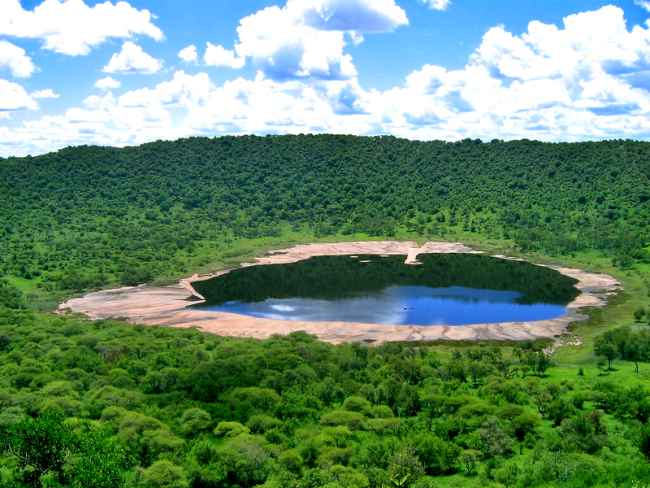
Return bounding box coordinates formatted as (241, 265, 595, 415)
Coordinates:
(191, 254, 579, 326)
(58, 241, 621, 344)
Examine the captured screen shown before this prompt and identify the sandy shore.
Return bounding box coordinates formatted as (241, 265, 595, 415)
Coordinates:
(58, 241, 621, 344)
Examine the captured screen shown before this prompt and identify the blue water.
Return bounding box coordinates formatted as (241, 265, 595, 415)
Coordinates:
(199, 285, 567, 326)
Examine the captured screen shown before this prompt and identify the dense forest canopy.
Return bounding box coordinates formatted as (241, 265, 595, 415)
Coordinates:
(0, 304, 649, 488)
(1, 135, 649, 292)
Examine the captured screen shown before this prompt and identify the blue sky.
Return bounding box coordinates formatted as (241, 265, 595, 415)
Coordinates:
(2, 0, 650, 156)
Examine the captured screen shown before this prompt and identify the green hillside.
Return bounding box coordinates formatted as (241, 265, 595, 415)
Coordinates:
(2, 136, 649, 294)
(1, 136, 649, 488)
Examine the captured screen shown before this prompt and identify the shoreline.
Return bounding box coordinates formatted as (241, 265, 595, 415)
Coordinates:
(58, 241, 621, 344)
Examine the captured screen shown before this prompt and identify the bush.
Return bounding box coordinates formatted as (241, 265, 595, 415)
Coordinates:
(246, 414, 282, 434)
(213, 421, 250, 438)
(139, 460, 189, 488)
(320, 410, 365, 430)
(342, 396, 372, 414)
(634, 307, 646, 322)
(0, 280, 25, 310)
(366, 417, 401, 434)
(180, 408, 211, 436)
(411, 433, 459, 475)
(279, 449, 303, 474)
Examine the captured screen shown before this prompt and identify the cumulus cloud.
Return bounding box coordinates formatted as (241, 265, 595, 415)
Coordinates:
(420, 0, 451, 11)
(95, 76, 121, 91)
(635, 1, 650, 12)
(297, 0, 409, 32)
(0, 70, 375, 155)
(32, 89, 60, 99)
(0, 40, 35, 78)
(373, 5, 650, 140)
(5, 5, 650, 156)
(178, 44, 198, 63)
(103, 42, 162, 74)
(211, 0, 408, 81)
(0, 0, 163, 56)
(0, 79, 37, 111)
(234, 6, 353, 80)
(204, 43, 245, 69)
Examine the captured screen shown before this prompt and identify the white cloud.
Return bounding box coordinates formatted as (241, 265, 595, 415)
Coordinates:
(178, 44, 198, 63)
(204, 43, 245, 69)
(95, 76, 121, 91)
(0, 70, 375, 155)
(32, 89, 59, 99)
(374, 5, 650, 140)
(0, 79, 37, 111)
(103, 42, 162, 74)
(297, 0, 409, 32)
(420, 0, 451, 11)
(5, 5, 650, 157)
(635, 1, 650, 12)
(214, 0, 407, 81)
(0, 40, 35, 78)
(0, 0, 163, 56)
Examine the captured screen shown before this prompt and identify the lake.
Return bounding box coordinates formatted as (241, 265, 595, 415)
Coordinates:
(191, 254, 579, 326)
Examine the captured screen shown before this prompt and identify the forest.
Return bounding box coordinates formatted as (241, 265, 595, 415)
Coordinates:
(1, 136, 649, 294)
(1, 135, 650, 487)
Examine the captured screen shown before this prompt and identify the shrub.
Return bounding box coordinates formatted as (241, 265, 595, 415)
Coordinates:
(139, 460, 189, 488)
(213, 421, 250, 438)
(320, 410, 365, 430)
(342, 396, 372, 414)
(180, 408, 211, 436)
(246, 414, 282, 434)
(411, 433, 459, 475)
(370, 405, 395, 418)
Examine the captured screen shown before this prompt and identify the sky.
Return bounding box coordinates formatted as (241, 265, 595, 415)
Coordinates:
(2, 0, 650, 156)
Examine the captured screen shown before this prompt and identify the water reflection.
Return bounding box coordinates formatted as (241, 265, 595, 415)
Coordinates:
(192, 254, 578, 326)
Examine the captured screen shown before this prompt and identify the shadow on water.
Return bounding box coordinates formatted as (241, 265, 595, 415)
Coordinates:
(191, 254, 580, 326)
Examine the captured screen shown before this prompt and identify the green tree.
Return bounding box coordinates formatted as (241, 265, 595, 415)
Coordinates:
(179, 408, 211, 436)
(595, 333, 619, 370)
(388, 447, 424, 488)
(139, 460, 189, 488)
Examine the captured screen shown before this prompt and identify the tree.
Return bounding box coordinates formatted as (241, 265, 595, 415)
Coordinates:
(460, 450, 480, 476)
(634, 307, 646, 322)
(68, 428, 130, 488)
(411, 433, 459, 475)
(139, 460, 189, 488)
(388, 447, 424, 488)
(179, 408, 211, 436)
(213, 421, 250, 438)
(5, 414, 73, 487)
(560, 411, 608, 454)
(0, 279, 25, 310)
(641, 425, 650, 461)
(594, 333, 618, 370)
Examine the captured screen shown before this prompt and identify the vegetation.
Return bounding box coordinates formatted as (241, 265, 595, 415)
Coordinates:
(0, 302, 649, 488)
(594, 327, 650, 373)
(1, 136, 649, 295)
(1, 135, 649, 487)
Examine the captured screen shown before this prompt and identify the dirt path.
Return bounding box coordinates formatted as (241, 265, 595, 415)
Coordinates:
(58, 241, 621, 345)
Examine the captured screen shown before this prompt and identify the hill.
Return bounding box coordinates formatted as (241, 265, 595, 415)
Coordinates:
(1, 135, 649, 294)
